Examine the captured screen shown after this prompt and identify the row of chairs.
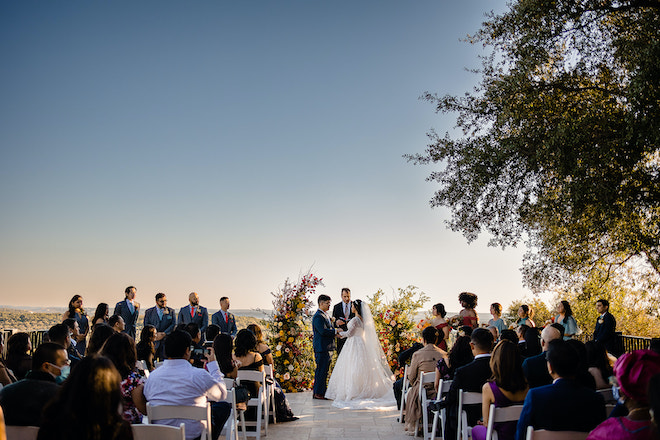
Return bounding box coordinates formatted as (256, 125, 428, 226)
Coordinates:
(398, 364, 614, 440)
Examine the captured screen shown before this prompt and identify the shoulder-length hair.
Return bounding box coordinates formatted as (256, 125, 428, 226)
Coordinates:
(490, 340, 527, 393)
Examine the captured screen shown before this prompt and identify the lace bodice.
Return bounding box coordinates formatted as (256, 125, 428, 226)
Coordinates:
(340, 316, 363, 338)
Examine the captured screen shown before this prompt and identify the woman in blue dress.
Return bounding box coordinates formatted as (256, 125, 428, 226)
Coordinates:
(554, 300, 578, 340)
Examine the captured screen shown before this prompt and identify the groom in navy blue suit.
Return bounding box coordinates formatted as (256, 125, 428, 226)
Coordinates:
(312, 294, 339, 400)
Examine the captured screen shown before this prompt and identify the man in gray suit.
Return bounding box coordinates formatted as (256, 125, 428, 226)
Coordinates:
(144, 292, 176, 360)
(114, 286, 140, 339)
(178, 292, 209, 337)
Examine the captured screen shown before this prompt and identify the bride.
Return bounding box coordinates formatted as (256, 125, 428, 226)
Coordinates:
(325, 299, 397, 409)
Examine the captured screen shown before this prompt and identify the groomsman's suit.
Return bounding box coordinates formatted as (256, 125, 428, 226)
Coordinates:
(312, 307, 337, 397)
(332, 300, 354, 354)
(593, 311, 617, 353)
(144, 304, 176, 359)
(114, 299, 140, 339)
(178, 305, 209, 336)
(212, 309, 237, 337)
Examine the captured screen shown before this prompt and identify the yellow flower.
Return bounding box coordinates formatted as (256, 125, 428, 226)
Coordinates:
(275, 351, 281, 357)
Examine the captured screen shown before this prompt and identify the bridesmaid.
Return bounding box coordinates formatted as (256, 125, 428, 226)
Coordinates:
(450, 292, 479, 329)
(62, 294, 89, 356)
(430, 303, 450, 351)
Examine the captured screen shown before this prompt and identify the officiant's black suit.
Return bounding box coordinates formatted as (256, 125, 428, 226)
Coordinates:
(332, 301, 354, 354)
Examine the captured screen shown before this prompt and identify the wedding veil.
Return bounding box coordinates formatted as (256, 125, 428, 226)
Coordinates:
(359, 300, 395, 381)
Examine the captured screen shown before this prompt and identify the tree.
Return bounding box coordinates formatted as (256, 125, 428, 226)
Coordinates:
(407, 0, 660, 296)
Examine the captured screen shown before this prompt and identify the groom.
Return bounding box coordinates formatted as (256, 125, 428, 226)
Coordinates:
(312, 294, 340, 400)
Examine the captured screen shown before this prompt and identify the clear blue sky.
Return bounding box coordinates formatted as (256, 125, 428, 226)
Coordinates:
(1, 1, 542, 313)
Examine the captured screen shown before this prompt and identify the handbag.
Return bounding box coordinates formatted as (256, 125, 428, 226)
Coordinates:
(233, 381, 250, 403)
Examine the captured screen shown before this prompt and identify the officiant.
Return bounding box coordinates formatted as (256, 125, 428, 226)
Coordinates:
(332, 288, 355, 354)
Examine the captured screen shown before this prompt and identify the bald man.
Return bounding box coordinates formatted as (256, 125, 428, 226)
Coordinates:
(522, 325, 562, 388)
(178, 292, 209, 336)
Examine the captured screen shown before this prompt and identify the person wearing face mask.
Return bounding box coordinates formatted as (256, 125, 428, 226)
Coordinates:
(48, 323, 81, 371)
(0, 342, 69, 426)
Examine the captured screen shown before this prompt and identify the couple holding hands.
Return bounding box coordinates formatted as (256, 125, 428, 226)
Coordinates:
(312, 288, 396, 409)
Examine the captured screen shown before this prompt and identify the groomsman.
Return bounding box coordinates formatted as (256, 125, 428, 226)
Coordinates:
(178, 292, 209, 336)
(593, 299, 617, 354)
(114, 286, 140, 339)
(144, 293, 176, 360)
(332, 287, 354, 354)
(212, 296, 237, 337)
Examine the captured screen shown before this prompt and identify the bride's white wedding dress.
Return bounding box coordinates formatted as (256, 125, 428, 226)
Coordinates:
(325, 303, 396, 410)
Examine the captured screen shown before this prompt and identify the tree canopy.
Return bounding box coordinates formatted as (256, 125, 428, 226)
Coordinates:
(408, 0, 660, 297)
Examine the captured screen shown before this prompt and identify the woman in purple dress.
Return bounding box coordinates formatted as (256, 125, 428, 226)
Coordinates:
(471, 340, 528, 440)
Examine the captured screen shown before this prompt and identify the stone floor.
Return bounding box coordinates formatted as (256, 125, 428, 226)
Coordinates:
(265, 391, 414, 440)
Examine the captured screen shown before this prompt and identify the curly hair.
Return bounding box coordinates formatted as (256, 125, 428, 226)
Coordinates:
(458, 292, 478, 309)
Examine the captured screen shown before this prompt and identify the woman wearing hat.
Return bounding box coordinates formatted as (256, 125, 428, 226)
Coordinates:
(587, 349, 660, 439)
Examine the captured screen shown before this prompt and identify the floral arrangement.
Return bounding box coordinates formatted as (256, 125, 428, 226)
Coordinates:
(368, 286, 429, 379)
(267, 271, 323, 392)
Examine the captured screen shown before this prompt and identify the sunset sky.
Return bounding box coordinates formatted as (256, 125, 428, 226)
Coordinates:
(0, 1, 549, 313)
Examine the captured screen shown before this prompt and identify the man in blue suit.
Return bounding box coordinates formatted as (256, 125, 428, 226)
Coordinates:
(312, 294, 339, 400)
(144, 292, 176, 360)
(211, 296, 237, 337)
(178, 292, 209, 337)
(522, 325, 562, 388)
(515, 339, 606, 440)
(114, 286, 140, 339)
(593, 298, 617, 354)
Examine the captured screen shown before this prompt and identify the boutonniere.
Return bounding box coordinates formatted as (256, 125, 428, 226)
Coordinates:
(196, 311, 203, 317)
(162, 308, 169, 315)
(597, 317, 604, 324)
(330, 317, 336, 323)
(134, 303, 140, 310)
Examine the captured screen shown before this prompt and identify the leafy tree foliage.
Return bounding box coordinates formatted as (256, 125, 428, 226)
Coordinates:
(408, 0, 660, 295)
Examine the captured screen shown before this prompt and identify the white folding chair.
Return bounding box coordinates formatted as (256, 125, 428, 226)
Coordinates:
(237, 370, 268, 440)
(429, 379, 452, 440)
(525, 427, 588, 440)
(417, 372, 436, 437)
(136, 360, 150, 378)
(263, 364, 277, 424)
(132, 423, 186, 440)
(457, 389, 482, 440)
(5, 426, 39, 440)
(399, 364, 410, 423)
(484, 404, 524, 440)
(146, 402, 212, 440)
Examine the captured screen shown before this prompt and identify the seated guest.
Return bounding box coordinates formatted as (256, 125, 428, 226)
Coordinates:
(0, 343, 68, 426)
(585, 341, 614, 389)
(38, 355, 133, 440)
(442, 328, 495, 440)
(143, 330, 227, 440)
(136, 325, 157, 372)
(566, 339, 597, 389)
(184, 322, 205, 368)
(472, 340, 528, 440)
(48, 323, 81, 371)
(435, 334, 473, 387)
(108, 314, 125, 334)
(0, 333, 17, 386)
(234, 329, 266, 399)
(522, 326, 541, 358)
(86, 324, 115, 356)
(515, 340, 606, 440)
(214, 333, 238, 379)
(404, 327, 446, 434)
(63, 318, 85, 358)
(206, 324, 221, 346)
(6, 332, 32, 381)
(649, 374, 660, 433)
(246, 323, 297, 422)
(522, 325, 561, 389)
(101, 333, 147, 424)
(500, 329, 518, 345)
(586, 350, 660, 440)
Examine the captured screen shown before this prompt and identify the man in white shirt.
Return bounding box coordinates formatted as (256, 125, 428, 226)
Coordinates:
(144, 330, 228, 440)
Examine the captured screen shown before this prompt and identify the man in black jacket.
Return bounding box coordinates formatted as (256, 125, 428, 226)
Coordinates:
(0, 342, 68, 426)
(332, 287, 354, 354)
(593, 299, 617, 354)
(441, 328, 494, 440)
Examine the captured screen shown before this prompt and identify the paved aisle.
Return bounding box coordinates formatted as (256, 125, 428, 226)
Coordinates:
(266, 392, 412, 440)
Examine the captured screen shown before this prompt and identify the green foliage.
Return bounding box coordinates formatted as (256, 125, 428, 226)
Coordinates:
(505, 298, 552, 328)
(407, 0, 660, 299)
(368, 286, 429, 377)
